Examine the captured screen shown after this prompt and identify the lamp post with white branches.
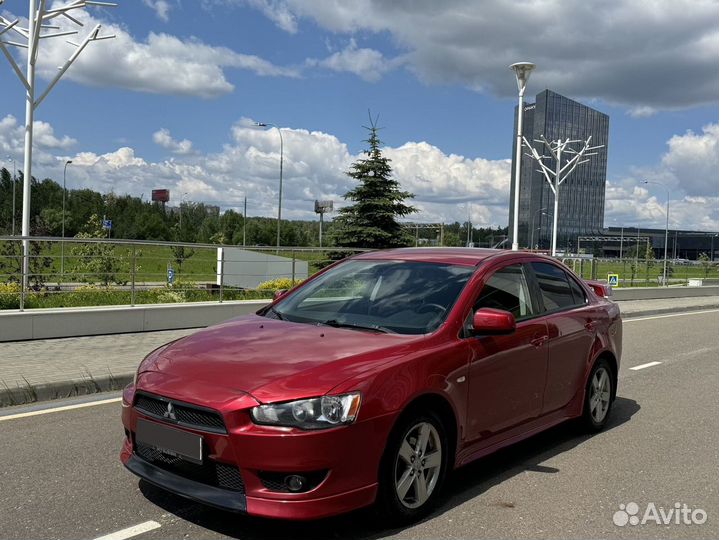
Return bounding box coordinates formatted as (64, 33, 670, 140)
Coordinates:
(509, 62, 535, 251)
(1, 0, 117, 308)
(522, 135, 604, 256)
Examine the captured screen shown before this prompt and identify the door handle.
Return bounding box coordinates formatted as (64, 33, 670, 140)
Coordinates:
(584, 321, 597, 332)
(530, 335, 548, 347)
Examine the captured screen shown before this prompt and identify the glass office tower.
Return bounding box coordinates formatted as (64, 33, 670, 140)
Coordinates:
(508, 90, 609, 249)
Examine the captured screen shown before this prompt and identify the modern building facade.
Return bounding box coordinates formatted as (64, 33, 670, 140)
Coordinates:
(508, 90, 610, 249)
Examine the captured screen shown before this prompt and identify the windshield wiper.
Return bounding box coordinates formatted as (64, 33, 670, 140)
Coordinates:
(267, 306, 284, 320)
(320, 319, 395, 334)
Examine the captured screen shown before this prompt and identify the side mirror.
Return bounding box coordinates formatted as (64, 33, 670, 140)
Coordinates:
(273, 289, 288, 301)
(472, 308, 516, 336)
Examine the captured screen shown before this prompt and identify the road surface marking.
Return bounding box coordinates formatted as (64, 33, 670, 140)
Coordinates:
(93, 521, 161, 540)
(0, 397, 121, 422)
(630, 361, 662, 371)
(625, 308, 719, 323)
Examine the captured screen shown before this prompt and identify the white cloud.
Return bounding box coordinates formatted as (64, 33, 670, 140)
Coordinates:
(153, 128, 195, 155)
(307, 39, 403, 82)
(605, 123, 719, 231)
(2, 115, 716, 232)
(143, 0, 172, 22)
(254, 0, 719, 111)
(13, 7, 299, 98)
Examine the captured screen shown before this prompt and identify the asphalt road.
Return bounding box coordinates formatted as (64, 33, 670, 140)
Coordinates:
(1, 309, 717, 540)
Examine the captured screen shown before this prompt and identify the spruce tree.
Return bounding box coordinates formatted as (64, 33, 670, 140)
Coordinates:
(335, 121, 416, 249)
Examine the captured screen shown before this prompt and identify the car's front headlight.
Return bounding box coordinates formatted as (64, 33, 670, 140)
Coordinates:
(251, 393, 361, 430)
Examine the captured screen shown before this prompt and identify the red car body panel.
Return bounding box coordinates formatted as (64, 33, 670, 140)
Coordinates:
(120, 248, 622, 520)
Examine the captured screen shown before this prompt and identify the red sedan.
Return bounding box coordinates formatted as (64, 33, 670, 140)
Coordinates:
(121, 248, 622, 522)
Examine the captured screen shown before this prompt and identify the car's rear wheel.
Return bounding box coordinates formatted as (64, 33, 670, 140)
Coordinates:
(581, 358, 614, 431)
(377, 412, 448, 523)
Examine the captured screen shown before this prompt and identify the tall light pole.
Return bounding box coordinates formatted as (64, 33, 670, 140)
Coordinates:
(60, 159, 72, 278)
(255, 122, 284, 250)
(509, 61, 535, 251)
(643, 180, 670, 286)
(530, 207, 547, 250)
(1, 1, 117, 308)
(179, 192, 188, 232)
(243, 195, 247, 247)
(5, 156, 16, 235)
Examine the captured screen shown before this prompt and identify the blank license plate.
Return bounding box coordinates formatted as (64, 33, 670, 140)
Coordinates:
(136, 418, 203, 464)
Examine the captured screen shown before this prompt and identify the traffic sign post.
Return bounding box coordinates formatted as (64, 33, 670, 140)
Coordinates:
(167, 267, 175, 286)
(607, 273, 619, 287)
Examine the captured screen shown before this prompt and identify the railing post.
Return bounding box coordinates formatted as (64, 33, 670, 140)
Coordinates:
(291, 250, 296, 285)
(131, 245, 136, 307)
(19, 241, 25, 312)
(219, 247, 224, 303)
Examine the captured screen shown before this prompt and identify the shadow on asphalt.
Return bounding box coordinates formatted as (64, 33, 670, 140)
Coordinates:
(139, 396, 640, 540)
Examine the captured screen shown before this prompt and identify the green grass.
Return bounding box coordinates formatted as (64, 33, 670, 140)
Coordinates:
(567, 259, 719, 286)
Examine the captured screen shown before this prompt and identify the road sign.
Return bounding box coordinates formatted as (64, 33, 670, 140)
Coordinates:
(167, 268, 175, 284)
(102, 219, 112, 230)
(608, 273, 619, 287)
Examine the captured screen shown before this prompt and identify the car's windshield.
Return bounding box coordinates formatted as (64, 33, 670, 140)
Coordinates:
(268, 260, 475, 335)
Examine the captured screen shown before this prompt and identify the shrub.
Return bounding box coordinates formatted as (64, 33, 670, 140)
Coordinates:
(257, 277, 303, 290)
(0, 282, 21, 310)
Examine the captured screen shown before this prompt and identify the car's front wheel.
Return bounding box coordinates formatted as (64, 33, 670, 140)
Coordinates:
(377, 412, 448, 523)
(581, 358, 614, 431)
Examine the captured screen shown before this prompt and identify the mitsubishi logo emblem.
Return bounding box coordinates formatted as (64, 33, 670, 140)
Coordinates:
(163, 402, 177, 421)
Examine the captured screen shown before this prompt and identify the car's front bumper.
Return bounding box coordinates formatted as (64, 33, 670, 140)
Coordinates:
(120, 381, 390, 520)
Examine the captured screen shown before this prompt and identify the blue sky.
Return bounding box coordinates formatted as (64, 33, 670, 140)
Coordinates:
(0, 0, 717, 230)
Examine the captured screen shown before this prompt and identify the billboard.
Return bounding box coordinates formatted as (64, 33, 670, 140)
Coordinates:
(314, 200, 333, 213)
(152, 189, 170, 203)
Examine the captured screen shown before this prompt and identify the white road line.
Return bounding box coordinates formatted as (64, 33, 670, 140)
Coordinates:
(630, 361, 663, 371)
(93, 521, 161, 540)
(0, 397, 121, 422)
(624, 308, 719, 323)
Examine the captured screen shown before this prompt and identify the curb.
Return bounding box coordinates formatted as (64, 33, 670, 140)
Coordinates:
(0, 373, 133, 408)
(620, 303, 719, 319)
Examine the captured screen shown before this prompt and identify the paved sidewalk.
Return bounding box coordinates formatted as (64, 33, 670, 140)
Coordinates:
(1, 296, 718, 406)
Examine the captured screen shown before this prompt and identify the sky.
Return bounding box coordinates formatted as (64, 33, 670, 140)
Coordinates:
(0, 0, 717, 231)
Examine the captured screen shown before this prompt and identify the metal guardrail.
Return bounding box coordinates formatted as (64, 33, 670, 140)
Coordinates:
(0, 236, 370, 311)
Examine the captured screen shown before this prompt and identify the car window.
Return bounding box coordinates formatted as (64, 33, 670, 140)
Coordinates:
(531, 262, 575, 311)
(475, 264, 534, 321)
(567, 274, 588, 305)
(273, 260, 475, 335)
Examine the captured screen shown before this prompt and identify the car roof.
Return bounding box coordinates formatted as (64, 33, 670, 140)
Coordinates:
(352, 247, 510, 266)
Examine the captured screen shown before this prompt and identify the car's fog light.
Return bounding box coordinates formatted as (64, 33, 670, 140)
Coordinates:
(285, 475, 306, 492)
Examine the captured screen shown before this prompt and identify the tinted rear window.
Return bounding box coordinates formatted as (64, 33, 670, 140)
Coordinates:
(531, 262, 574, 311)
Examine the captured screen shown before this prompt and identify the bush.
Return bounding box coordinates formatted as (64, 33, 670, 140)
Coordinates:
(0, 282, 20, 310)
(257, 277, 303, 290)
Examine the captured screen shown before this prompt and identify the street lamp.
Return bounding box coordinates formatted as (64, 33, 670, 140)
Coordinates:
(530, 207, 547, 250)
(5, 156, 16, 235)
(255, 122, 284, 251)
(643, 179, 670, 286)
(60, 159, 72, 278)
(509, 61, 535, 251)
(179, 192, 188, 232)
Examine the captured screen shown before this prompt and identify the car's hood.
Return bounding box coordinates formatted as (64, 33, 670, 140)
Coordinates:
(140, 315, 424, 402)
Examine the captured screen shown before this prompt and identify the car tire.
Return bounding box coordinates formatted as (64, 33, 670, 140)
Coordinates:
(376, 411, 449, 524)
(581, 357, 614, 432)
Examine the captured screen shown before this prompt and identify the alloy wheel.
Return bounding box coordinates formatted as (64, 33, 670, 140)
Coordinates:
(589, 367, 611, 423)
(394, 421, 443, 509)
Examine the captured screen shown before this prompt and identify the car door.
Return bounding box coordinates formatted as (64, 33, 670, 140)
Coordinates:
(465, 263, 549, 442)
(529, 261, 596, 414)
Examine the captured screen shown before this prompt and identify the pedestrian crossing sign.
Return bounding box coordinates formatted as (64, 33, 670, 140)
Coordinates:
(608, 273, 619, 286)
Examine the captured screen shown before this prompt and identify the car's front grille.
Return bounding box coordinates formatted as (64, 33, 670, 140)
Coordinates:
(135, 441, 245, 493)
(134, 392, 226, 433)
